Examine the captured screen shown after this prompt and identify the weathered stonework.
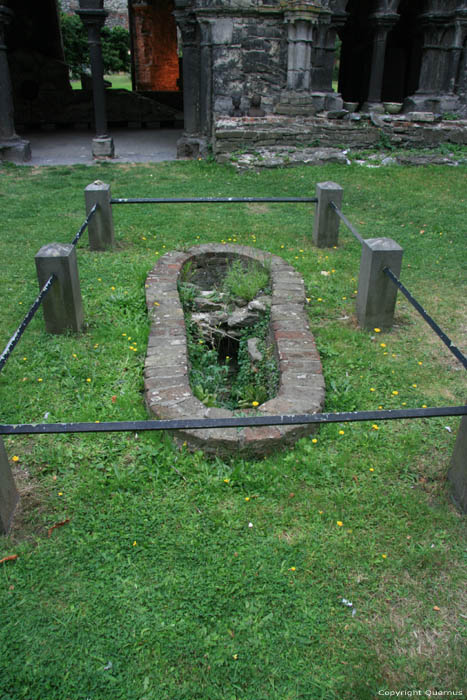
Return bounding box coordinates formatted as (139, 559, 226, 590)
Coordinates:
(213, 113, 467, 165)
(144, 244, 325, 456)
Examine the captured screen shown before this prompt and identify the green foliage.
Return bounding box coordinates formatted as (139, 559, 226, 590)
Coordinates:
(60, 13, 130, 79)
(223, 258, 270, 302)
(228, 312, 279, 410)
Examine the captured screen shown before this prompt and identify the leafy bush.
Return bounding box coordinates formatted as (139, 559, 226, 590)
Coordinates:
(60, 13, 130, 79)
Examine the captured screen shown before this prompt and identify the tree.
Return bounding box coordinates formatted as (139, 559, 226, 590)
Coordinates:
(60, 13, 130, 79)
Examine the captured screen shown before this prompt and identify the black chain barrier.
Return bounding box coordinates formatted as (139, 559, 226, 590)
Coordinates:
(71, 203, 97, 247)
(329, 201, 364, 243)
(384, 266, 467, 371)
(0, 275, 56, 374)
(0, 205, 98, 374)
(111, 197, 318, 205)
(1, 405, 465, 436)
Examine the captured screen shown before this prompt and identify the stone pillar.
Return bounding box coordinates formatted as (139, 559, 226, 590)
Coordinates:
(362, 14, 399, 113)
(84, 180, 115, 251)
(404, 9, 464, 114)
(0, 437, 19, 535)
(35, 243, 84, 334)
(284, 7, 321, 91)
(199, 19, 212, 137)
(313, 181, 343, 248)
(356, 237, 403, 331)
(0, 4, 30, 163)
(76, 0, 114, 158)
(448, 414, 467, 513)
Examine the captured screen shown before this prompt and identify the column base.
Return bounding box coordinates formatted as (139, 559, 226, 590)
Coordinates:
(92, 136, 114, 158)
(0, 137, 31, 163)
(176, 134, 209, 159)
(360, 101, 385, 114)
(402, 93, 461, 116)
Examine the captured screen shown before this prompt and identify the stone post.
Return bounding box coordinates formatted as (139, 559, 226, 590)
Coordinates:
(356, 237, 403, 331)
(0, 4, 31, 163)
(361, 14, 399, 113)
(199, 19, 213, 137)
(313, 181, 343, 247)
(448, 414, 467, 513)
(35, 243, 84, 334)
(76, 0, 114, 158)
(85, 181, 115, 251)
(0, 437, 19, 534)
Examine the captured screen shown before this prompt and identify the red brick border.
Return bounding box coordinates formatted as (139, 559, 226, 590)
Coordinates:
(144, 244, 325, 455)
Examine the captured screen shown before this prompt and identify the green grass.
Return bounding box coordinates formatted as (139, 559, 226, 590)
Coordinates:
(0, 159, 466, 699)
(70, 72, 132, 90)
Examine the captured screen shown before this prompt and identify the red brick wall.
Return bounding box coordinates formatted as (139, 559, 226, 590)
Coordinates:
(131, 0, 179, 91)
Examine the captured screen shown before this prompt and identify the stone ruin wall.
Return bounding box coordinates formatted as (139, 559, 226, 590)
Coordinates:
(59, 0, 129, 28)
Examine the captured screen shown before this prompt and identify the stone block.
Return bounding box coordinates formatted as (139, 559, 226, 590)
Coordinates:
(35, 243, 84, 334)
(356, 237, 403, 331)
(313, 181, 343, 247)
(448, 414, 467, 513)
(0, 438, 19, 534)
(85, 181, 115, 251)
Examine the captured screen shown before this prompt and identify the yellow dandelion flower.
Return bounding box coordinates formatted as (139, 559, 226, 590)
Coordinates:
(337, 521, 343, 527)
(339, 430, 345, 435)
(111, 286, 116, 291)
(252, 401, 259, 407)
(382, 554, 387, 559)
(412, 383, 417, 388)
(223, 478, 230, 484)
(312, 438, 318, 444)
(369, 467, 374, 472)
(372, 424, 379, 430)
(374, 328, 381, 333)
(37, 378, 43, 382)
(245, 497, 250, 502)
(392, 390, 398, 395)
(12, 456, 19, 462)
(86, 378, 91, 383)
(380, 343, 386, 348)
(132, 541, 137, 546)
(370, 387, 376, 392)
(289, 566, 296, 571)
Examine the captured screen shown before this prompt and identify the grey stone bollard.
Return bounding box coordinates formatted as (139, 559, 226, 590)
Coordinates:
(356, 237, 403, 330)
(448, 414, 467, 513)
(35, 243, 84, 334)
(0, 437, 19, 534)
(313, 181, 343, 247)
(85, 180, 115, 251)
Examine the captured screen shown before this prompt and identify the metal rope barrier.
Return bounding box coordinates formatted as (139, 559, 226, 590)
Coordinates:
(71, 203, 97, 247)
(384, 266, 467, 370)
(0, 275, 56, 374)
(111, 197, 318, 205)
(329, 201, 364, 243)
(1, 405, 465, 436)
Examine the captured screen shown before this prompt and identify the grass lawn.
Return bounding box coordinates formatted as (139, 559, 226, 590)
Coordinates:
(0, 158, 466, 699)
(70, 73, 132, 91)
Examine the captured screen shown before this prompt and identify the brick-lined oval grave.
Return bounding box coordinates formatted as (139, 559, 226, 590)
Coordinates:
(144, 244, 325, 455)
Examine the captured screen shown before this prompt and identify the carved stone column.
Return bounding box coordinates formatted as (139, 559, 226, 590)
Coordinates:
(76, 0, 114, 158)
(0, 4, 30, 163)
(198, 19, 212, 137)
(174, 12, 200, 136)
(284, 4, 321, 91)
(361, 12, 399, 113)
(404, 8, 465, 114)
